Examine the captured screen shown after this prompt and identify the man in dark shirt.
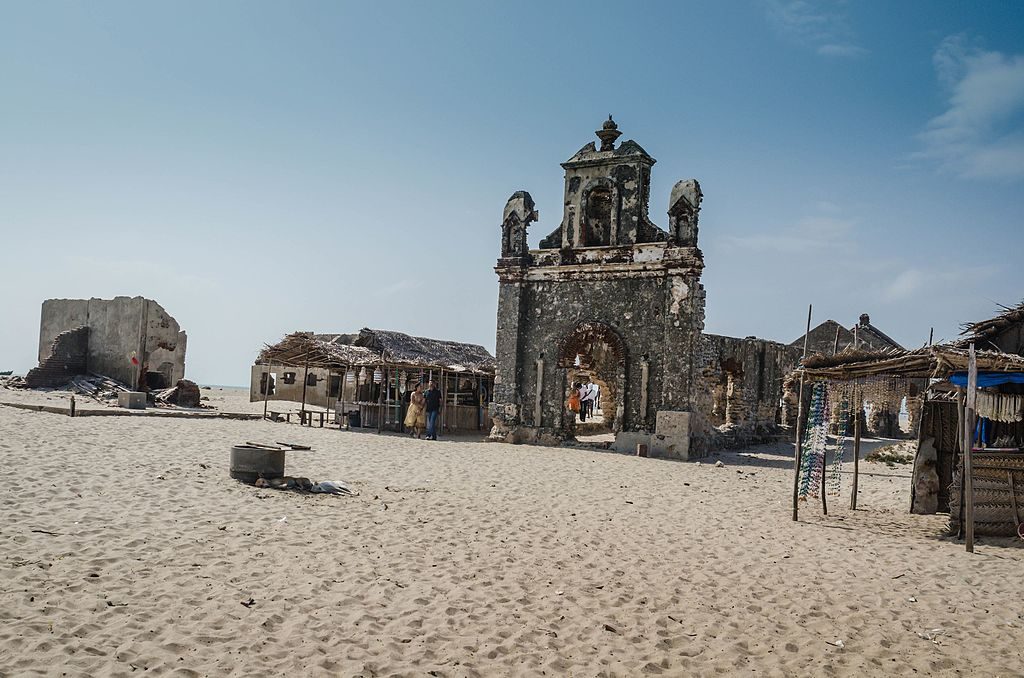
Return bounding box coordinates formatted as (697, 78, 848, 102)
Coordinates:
(423, 380, 442, 440)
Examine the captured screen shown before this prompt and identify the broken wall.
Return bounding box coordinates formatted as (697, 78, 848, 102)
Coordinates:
(695, 334, 802, 448)
(37, 297, 186, 388)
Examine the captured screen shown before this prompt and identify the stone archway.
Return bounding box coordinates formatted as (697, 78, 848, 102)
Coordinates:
(556, 322, 627, 435)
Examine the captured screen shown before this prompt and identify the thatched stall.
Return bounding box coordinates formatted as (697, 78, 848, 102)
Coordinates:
(252, 329, 496, 434)
(793, 342, 1024, 549)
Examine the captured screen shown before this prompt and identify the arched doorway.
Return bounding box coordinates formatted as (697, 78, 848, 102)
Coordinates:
(556, 322, 627, 440)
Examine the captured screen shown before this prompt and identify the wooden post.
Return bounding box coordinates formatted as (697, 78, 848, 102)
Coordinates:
(70, 395, 76, 418)
(956, 390, 966, 537)
(792, 303, 813, 521)
(299, 346, 311, 422)
(832, 325, 841, 356)
(440, 368, 447, 435)
(262, 361, 272, 420)
(965, 343, 977, 553)
(339, 363, 350, 428)
(928, 327, 934, 347)
(851, 386, 861, 510)
(453, 373, 460, 433)
(821, 427, 829, 516)
(377, 365, 385, 434)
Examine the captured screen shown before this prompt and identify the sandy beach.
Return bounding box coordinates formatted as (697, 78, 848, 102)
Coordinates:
(1, 389, 1022, 677)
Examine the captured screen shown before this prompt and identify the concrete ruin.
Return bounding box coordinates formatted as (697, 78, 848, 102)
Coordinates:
(29, 297, 187, 389)
(489, 118, 799, 457)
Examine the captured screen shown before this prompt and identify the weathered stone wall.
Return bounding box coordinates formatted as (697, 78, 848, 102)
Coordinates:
(695, 334, 801, 448)
(25, 326, 89, 388)
(37, 297, 186, 388)
(495, 266, 705, 441)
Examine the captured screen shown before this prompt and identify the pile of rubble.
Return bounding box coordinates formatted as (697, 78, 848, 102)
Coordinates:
(69, 374, 131, 402)
(153, 379, 204, 408)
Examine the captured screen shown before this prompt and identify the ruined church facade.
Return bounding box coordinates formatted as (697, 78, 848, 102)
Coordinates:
(489, 119, 797, 455)
(490, 119, 796, 457)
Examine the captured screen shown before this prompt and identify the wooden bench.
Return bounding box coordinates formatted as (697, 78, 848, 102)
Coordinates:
(299, 410, 327, 428)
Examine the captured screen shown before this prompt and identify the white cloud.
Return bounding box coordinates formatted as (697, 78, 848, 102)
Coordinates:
(916, 35, 1024, 180)
(817, 43, 868, 58)
(765, 1, 868, 58)
(724, 214, 855, 253)
(881, 265, 995, 303)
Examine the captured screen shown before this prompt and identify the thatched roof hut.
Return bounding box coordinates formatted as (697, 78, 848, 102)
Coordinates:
(955, 301, 1024, 354)
(257, 329, 496, 375)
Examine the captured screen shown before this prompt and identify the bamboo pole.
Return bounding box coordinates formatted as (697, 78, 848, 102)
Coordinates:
(377, 365, 385, 434)
(832, 325, 841, 356)
(821, 433, 828, 515)
(299, 346, 311, 424)
(792, 303, 813, 521)
(340, 364, 349, 428)
(262, 361, 272, 420)
(965, 343, 977, 553)
(956, 390, 966, 538)
(851, 386, 861, 510)
(440, 368, 447, 435)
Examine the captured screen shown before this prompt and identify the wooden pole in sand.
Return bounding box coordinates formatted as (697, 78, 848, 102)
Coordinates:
(956, 390, 966, 538)
(300, 346, 311, 423)
(964, 343, 978, 553)
(340, 364, 350, 428)
(262, 361, 272, 420)
(792, 303, 813, 521)
(851, 385, 861, 510)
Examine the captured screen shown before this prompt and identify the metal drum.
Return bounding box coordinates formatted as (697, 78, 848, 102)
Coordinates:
(229, 445, 285, 483)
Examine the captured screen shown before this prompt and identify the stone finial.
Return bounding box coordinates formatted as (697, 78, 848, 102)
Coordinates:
(500, 191, 537, 258)
(595, 115, 622, 151)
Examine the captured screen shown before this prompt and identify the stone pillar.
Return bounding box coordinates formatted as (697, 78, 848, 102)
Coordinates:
(489, 272, 527, 439)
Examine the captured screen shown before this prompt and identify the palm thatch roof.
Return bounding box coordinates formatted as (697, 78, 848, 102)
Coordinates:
(798, 345, 1024, 381)
(256, 332, 377, 368)
(355, 329, 495, 373)
(256, 329, 496, 375)
(955, 301, 1024, 350)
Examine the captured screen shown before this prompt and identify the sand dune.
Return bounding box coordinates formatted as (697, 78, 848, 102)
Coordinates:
(0, 392, 1021, 676)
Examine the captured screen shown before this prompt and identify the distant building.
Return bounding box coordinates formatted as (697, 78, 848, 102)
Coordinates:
(27, 296, 186, 389)
(791, 313, 904, 356)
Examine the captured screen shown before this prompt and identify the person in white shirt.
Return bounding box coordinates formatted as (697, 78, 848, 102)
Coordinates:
(581, 381, 598, 420)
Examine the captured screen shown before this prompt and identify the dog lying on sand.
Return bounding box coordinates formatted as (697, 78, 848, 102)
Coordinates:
(254, 476, 356, 495)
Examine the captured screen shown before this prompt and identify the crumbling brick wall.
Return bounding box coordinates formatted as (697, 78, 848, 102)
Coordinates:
(25, 326, 89, 388)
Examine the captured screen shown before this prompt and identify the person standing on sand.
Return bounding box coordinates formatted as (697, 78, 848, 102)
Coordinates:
(424, 380, 442, 440)
(404, 383, 427, 438)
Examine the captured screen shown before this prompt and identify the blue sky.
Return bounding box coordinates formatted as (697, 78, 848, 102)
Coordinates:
(1, 1, 1022, 386)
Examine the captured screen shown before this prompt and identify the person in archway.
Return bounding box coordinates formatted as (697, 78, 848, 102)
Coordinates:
(424, 380, 442, 440)
(576, 381, 588, 422)
(583, 381, 599, 420)
(566, 383, 581, 421)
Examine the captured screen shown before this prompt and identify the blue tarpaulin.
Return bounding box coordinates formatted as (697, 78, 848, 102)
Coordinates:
(949, 371, 1024, 388)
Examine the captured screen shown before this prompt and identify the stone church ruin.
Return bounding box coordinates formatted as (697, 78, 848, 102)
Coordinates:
(489, 118, 799, 457)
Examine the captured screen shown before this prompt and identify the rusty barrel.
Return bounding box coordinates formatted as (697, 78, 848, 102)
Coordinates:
(229, 445, 285, 483)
